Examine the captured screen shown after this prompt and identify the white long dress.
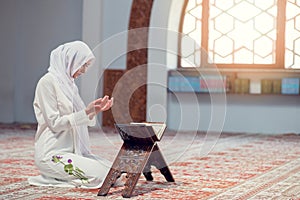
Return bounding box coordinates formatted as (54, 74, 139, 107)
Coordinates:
(28, 73, 111, 188)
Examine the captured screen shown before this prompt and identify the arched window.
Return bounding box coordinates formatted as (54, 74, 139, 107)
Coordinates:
(180, 0, 300, 69)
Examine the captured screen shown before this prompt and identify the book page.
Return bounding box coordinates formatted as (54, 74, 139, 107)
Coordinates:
(150, 123, 166, 140)
(130, 122, 166, 140)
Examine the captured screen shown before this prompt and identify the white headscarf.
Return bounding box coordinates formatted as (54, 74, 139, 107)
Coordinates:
(48, 41, 95, 155)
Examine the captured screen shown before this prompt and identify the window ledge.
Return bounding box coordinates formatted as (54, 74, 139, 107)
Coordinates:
(174, 68, 300, 74)
(170, 68, 300, 78)
(168, 68, 300, 95)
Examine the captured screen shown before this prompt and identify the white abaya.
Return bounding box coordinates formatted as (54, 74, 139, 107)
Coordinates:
(28, 73, 111, 188)
(28, 41, 112, 188)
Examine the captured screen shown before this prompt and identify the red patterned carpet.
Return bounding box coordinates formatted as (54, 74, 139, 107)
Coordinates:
(0, 125, 300, 199)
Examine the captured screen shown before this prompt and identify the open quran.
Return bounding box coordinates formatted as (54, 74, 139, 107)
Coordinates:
(115, 122, 167, 143)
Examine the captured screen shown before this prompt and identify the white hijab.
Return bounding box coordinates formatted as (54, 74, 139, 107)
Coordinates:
(48, 41, 95, 155)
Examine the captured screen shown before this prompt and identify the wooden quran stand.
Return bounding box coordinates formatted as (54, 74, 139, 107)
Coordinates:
(98, 123, 174, 198)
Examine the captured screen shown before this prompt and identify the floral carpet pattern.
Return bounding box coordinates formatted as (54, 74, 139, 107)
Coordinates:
(0, 126, 300, 199)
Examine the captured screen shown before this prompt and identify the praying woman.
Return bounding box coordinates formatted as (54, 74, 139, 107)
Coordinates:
(28, 41, 113, 188)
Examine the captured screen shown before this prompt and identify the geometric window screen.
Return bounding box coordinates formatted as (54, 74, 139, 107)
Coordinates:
(208, 0, 277, 65)
(181, 0, 300, 69)
(285, 0, 300, 69)
(181, 0, 203, 67)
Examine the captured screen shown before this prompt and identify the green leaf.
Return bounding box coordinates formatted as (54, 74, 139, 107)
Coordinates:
(64, 164, 74, 175)
(52, 156, 60, 163)
(75, 167, 85, 174)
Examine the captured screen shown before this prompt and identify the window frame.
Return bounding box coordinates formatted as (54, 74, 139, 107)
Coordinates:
(178, 0, 287, 69)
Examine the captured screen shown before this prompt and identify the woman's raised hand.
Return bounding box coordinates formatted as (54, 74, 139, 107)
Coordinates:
(85, 95, 114, 119)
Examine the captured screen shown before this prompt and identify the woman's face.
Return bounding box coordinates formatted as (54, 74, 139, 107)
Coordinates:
(72, 60, 92, 79)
